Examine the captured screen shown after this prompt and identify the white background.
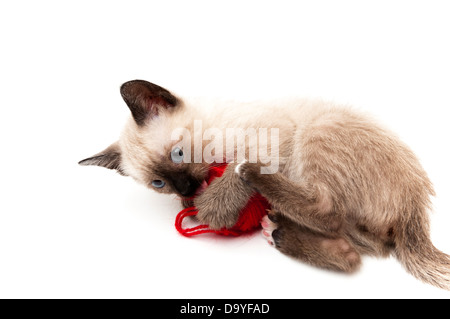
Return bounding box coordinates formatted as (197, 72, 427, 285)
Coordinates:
(1, 0, 449, 298)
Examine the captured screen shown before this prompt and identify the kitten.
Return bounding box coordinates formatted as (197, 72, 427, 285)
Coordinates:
(79, 80, 450, 290)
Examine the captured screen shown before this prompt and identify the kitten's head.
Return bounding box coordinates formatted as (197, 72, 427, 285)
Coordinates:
(79, 80, 208, 198)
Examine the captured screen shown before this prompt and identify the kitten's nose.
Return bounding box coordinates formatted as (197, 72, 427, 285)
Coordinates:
(173, 177, 199, 197)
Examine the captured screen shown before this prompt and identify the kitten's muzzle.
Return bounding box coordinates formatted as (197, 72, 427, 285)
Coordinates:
(173, 177, 201, 198)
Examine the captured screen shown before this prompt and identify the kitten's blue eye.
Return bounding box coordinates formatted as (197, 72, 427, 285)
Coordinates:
(151, 180, 165, 188)
(171, 147, 184, 163)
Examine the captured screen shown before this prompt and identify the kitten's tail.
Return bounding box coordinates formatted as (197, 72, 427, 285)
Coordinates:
(394, 209, 450, 290)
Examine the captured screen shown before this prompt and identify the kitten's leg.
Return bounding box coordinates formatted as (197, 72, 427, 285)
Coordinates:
(236, 162, 341, 234)
(262, 213, 361, 273)
(194, 163, 255, 229)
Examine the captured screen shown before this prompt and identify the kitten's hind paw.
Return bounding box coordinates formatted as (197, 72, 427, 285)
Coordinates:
(261, 215, 281, 247)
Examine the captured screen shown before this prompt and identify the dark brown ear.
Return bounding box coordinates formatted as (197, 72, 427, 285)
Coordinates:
(120, 80, 178, 126)
(78, 142, 127, 176)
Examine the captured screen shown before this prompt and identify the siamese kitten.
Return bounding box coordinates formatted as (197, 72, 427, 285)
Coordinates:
(79, 80, 450, 290)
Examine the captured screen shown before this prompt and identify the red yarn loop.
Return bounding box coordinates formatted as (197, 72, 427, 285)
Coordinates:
(175, 164, 270, 237)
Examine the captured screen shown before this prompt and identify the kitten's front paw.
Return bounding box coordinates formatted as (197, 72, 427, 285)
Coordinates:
(181, 197, 194, 209)
(234, 161, 261, 186)
(194, 189, 240, 230)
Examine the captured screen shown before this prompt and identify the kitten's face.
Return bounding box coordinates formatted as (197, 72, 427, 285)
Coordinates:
(79, 80, 209, 198)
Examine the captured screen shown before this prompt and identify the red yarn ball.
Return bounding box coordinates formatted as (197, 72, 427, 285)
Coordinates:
(175, 164, 270, 237)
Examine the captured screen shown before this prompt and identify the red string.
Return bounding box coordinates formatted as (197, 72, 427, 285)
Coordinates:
(175, 164, 270, 237)
(175, 207, 242, 236)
